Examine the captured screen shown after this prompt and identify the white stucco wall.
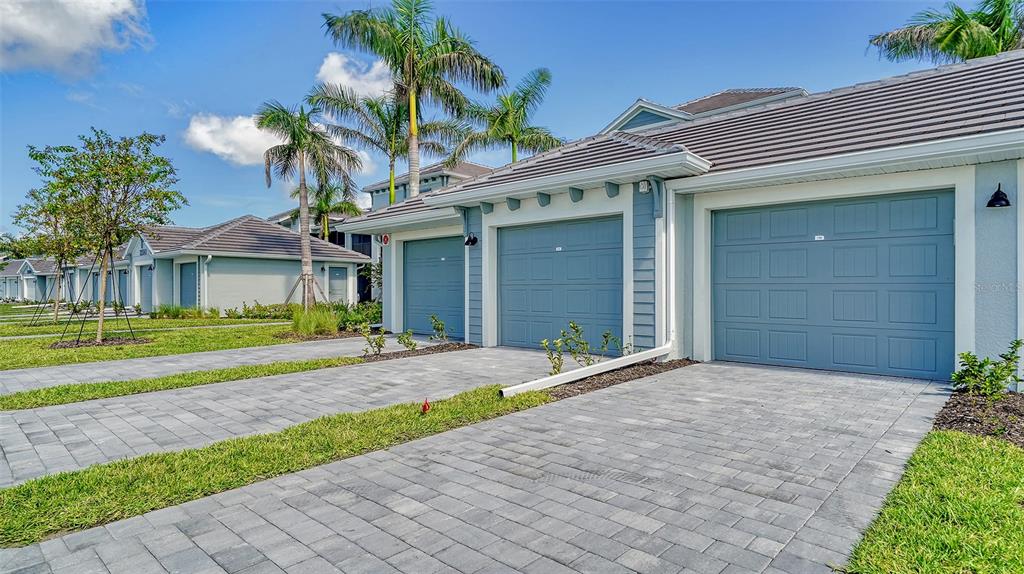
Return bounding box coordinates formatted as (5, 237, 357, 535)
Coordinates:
(205, 256, 356, 311)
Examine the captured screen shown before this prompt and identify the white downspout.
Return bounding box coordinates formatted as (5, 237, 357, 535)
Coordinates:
(502, 178, 677, 397)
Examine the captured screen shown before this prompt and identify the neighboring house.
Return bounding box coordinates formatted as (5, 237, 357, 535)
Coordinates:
(1, 259, 26, 300)
(126, 215, 368, 312)
(364, 160, 494, 211)
(339, 52, 1024, 381)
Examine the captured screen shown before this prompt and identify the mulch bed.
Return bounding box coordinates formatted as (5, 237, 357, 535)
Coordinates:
(546, 358, 698, 400)
(49, 337, 154, 349)
(361, 342, 476, 362)
(934, 391, 1024, 449)
(274, 331, 362, 342)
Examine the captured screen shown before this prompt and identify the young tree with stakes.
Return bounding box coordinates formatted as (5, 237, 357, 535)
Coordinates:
(323, 0, 504, 199)
(256, 101, 362, 308)
(12, 157, 86, 322)
(66, 129, 185, 342)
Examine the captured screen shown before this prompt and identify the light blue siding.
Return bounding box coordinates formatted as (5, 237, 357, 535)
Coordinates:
(36, 276, 47, 301)
(619, 110, 674, 130)
(712, 190, 955, 379)
(179, 262, 198, 307)
(403, 237, 464, 338)
(498, 216, 623, 351)
(466, 207, 483, 344)
(116, 269, 129, 304)
(633, 185, 657, 349)
(371, 185, 408, 211)
(154, 260, 173, 307)
(974, 160, 1018, 361)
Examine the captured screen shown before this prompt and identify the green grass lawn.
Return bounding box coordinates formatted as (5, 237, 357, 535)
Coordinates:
(0, 303, 38, 316)
(846, 431, 1024, 574)
(0, 317, 282, 338)
(0, 324, 301, 370)
(0, 356, 364, 410)
(0, 385, 551, 546)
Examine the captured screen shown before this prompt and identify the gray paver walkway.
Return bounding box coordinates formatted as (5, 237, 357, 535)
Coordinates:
(0, 336, 412, 395)
(0, 361, 948, 574)
(0, 347, 553, 487)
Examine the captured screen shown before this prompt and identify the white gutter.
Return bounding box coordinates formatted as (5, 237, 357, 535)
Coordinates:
(669, 128, 1024, 194)
(424, 152, 711, 208)
(501, 173, 680, 398)
(148, 250, 368, 264)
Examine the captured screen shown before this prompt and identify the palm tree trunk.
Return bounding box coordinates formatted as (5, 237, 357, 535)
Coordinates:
(322, 214, 330, 241)
(95, 249, 109, 343)
(511, 140, 518, 163)
(407, 89, 420, 198)
(297, 152, 315, 309)
(388, 159, 396, 205)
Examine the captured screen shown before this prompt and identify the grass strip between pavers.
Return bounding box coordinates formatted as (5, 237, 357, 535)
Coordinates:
(0, 324, 297, 371)
(0, 357, 365, 410)
(0, 385, 551, 547)
(845, 430, 1024, 574)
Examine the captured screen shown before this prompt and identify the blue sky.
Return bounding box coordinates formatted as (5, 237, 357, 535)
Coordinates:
(0, 0, 938, 233)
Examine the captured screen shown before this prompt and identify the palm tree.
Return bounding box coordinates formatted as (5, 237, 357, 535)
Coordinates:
(289, 180, 362, 241)
(323, 0, 504, 198)
(448, 68, 563, 165)
(870, 0, 1023, 63)
(256, 101, 361, 308)
(308, 84, 462, 205)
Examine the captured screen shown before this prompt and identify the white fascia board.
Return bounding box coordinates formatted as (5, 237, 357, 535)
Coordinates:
(152, 250, 369, 264)
(423, 152, 712, 208)
(337, 207, 462, 234)
(668, 128, 1024, 193)
(600, 99, 693, 134)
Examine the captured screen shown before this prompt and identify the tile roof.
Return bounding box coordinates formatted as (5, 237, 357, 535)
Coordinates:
(649, 51, 1024, 172)
(342, 51, 1024, 226)
(142, 216, 368, 261)
(0, 259, 26, 277)
(674, 88, 804, 115)
(362, 160, 493, 192)
(25, 259, 57, 274)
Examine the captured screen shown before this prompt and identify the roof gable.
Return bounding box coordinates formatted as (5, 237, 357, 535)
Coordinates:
(600, 99, 692, 134)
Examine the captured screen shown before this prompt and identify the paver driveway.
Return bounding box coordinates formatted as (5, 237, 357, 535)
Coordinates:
(0, 347, 554, 487)
(0, 362, 948, 574)
(0, 336, 413, 395)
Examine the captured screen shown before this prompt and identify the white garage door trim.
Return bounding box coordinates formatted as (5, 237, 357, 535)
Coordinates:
(682, 165, 976, 363)
(481, 185, 634, 347)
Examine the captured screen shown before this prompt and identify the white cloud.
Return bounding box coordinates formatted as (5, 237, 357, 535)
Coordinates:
(184, 114, 282, 166)
(354, 150, 377, 175)
(0, 0, 150, 75)
(315, 52, 392, 97)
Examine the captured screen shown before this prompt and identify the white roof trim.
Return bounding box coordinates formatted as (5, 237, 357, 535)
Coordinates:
(149, 250, 369, 263)
(600, 99, 693, 134)
(667, 128, 1024, 194)
(423, 151, 712, 208)
(338, 207, 462, 233)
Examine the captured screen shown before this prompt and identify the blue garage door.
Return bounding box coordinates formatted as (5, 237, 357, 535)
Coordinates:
(499, 216, 623, 349)
(712, 190, 954, 379)
(403, 237, 464, 338)
(179, 262, 198, 308)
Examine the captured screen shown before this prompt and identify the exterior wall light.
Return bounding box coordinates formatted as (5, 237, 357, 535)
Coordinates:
(464, 233, 478, 246)
(987, 183, 1011, 208)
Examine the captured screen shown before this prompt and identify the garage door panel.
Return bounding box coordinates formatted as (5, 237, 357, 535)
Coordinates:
(403, 237, 464, 339)
(713, 190, 954, 379)
(499, 216, 623, 350)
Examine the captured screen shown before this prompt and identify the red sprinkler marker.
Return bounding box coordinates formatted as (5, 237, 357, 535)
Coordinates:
(421, 398, 431, 414)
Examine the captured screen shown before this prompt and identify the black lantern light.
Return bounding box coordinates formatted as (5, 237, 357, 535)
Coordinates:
(987, 183, 1011, 208)
(464, 233, 478, 246)
(320, 265, 326, 272)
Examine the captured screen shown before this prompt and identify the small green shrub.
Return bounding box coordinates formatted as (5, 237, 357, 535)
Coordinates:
(429, 314, 448, 342)
(540, 338, 565, 375)
(132, 304, 142, 317)
(239, 301, 298, 319)
(224, 307, 241, 319)
(952, 339, 1022, 397)
(292, 306, 339, 336)
(562, 321, 597, 367)
(601, 331, 633, 356)
(360, 323, 385, 356)
(397, 329, 417, 351)
(149, 305, 219, 320)
(334, 301, 383, 331)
